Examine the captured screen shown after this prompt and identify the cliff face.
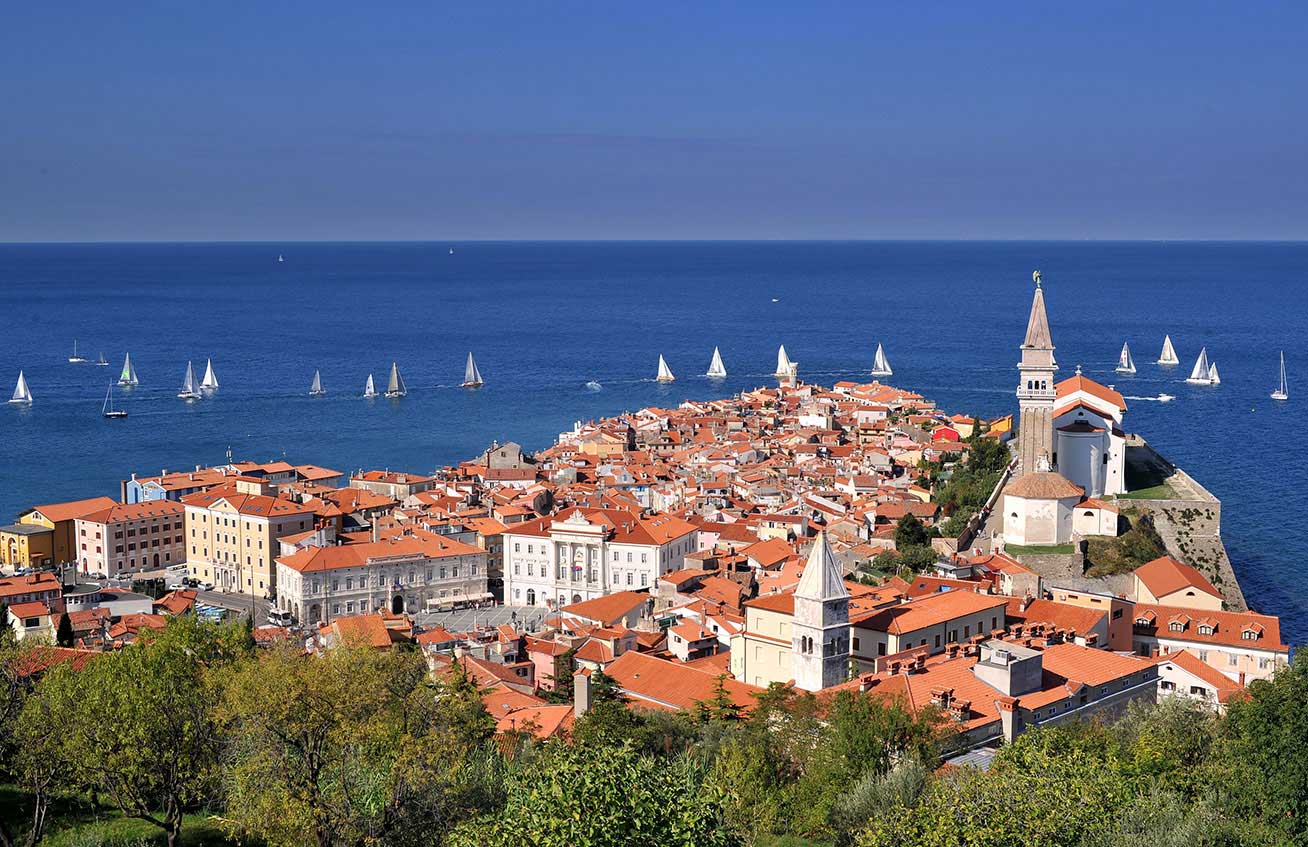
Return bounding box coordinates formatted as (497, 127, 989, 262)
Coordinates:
(1121, 443, 1247, 611)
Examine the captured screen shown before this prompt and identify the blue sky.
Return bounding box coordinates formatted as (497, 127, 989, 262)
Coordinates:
(2, 2, 1305, 241)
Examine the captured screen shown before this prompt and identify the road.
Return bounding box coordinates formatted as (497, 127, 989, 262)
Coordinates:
(414, 605, 548, 634)
(195, 589, 272, 625)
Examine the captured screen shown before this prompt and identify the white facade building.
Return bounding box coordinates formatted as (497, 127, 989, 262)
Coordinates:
(502, 507, 698, 609)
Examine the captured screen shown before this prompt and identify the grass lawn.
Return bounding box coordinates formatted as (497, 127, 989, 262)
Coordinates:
(1115, 482, 1179, 500)
(0, 784, 248, 847)
(1004, 543, 1076, 556)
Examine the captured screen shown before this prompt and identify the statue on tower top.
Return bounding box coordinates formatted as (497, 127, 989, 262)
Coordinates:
(1033, 269, 1042, 288)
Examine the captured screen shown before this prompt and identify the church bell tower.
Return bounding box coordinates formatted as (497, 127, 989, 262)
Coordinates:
(1016, 271, 1058, 475)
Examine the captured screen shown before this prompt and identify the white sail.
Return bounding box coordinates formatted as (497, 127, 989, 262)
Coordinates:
(386, 362, 406, 397)
(1273, 351, 1289, 400)
(706, 346, 727, 378)
(68, 340, 86, 363)
(871, 343, 893, 377)
(1116, 342, 1137, 374)
(118, 353, 139, 386)
(656, 355, 676, 382)
(178, 361, 201, 398)
(1208, 362, 1220, 385)
(200, 358, 219, 390)
(96, 352, 108, 366)
(774, 345, 793, 378)
(309, 369, 325, 396)
(9, 371, 32, 404)
(1158, 335, 1179, 365)
(1186, 347, 1211, 384)
(364, 374, 377, 398)
(463, 352, 484, 387)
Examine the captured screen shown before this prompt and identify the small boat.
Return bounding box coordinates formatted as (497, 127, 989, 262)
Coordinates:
(117, 353, 139, 387)
(364, 374, 378, 399)
(1115, 342, 1136, 375)
(9, 371, 32, 405)
(774, 345, 793, 378)
(277, 254, 284, 263)
(309, 369, 326, 397)
(656, 355, 676, 383)
(584, 380, 603, 391)
(771, 298, 779, 303)
(1272, 351, 1289, 401)
(705, 346, 727, 378)
(449, 248, 455, 255)
(200, 359, 219, 391)
(871, 342, 893, 377)
(68, 340, 87, 364)
(102, 383, 127, 419)
(462, 352, 484, 388)
(1157, 335, 1179, 366)
(1157, 393, 1175, 402)
(95, 352, 109, 367)
(1208, 362, 1221, 385)
(178, 361, 202, 400)
(384, 362, 407, 398)
(1186, 348, 1214, 385)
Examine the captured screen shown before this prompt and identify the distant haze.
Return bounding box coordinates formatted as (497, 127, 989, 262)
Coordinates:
(3, 3, 1307, 242)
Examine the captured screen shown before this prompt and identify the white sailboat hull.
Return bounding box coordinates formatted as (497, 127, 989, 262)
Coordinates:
(462, 353, 484, 387)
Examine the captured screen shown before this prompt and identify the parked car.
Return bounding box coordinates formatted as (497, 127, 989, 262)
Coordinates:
(268, 609, 295, 627)
(200, 581, 214, 591)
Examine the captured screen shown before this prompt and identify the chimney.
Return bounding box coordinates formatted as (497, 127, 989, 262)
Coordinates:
(573, 671, 592, 716)
(998, 696, 1024, 743)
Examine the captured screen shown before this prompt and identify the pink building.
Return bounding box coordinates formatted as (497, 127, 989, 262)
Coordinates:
(74, 500, 186, 577)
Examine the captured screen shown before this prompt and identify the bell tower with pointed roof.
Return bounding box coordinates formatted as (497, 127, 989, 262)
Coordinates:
(791, 531, 850, 691)
(1016, 271, 1058, 476)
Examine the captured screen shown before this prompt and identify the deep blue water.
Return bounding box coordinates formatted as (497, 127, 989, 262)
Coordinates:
(1, 242, 1304, 641)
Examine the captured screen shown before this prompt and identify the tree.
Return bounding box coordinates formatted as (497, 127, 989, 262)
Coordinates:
(893, 514, 929, 550)
(220, 642, 496, 847)
(55, 613, 74, 647)
(451, 741, 740, 847)
(36, 619, 227, 847)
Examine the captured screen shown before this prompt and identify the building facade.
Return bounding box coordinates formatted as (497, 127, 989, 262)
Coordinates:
(183, 483, 316, 598)
(502, 508, 698, 609)
(74, 500, 186, 578)
(274, 534, 489, 624)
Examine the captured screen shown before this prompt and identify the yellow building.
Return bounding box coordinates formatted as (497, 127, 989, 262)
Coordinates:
(0, 524, 55, 569)
(182, 482, 315, 598)
(730, 592, 797, 688)
(17, 497, 118, 565)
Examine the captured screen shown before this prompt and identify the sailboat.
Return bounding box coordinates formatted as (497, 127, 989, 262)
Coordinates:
(102, 383, 127, 419)
(774, 345, 793, 378)
(1115, 342, 1137, 375)
(95, 352, 109, 367)
(384, 362, 407, 398)
(178, 361, 202, 400)
(363, 374, 378, 399)
(9, 371, 32, 405)
(309, 369, 326, 396)
(68, 340, 87, 364)
(1157, 335, 1180, 366)
(871, 343, 893, 377)
(277, 254, 284, 263)
(656, 355, 676, 383)
(705, 346, 727, 378)
(200, 359, 219, 391)
(117, 353, 139, 387)
(1208, 362, 1221, 385)
(462, 353, 484, 388)
(1186, 348, 1214, 385)
(1272, 352, 1289, 401)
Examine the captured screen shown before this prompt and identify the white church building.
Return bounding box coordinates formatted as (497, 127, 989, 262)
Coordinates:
(1004, 274, 1126, 547)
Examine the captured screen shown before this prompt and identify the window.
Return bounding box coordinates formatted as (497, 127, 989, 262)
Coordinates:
(934, 634, 941, 648)
(1189, 685, 1207, 697)
(1168, 622, 1185, 633)
(877, 643, 886, 656)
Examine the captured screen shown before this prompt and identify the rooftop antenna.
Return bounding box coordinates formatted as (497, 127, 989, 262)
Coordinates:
(225, 445, 233, 463)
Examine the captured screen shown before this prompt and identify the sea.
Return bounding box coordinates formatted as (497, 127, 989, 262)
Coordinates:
(1, 241, 1304, 641)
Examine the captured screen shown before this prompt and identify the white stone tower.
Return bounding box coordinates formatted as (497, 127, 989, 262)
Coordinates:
(1016, 271, 1058, 475)
(791, 531, 850, 691)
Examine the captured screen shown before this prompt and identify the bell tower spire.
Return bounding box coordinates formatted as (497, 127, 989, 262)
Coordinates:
(1016, 271, 1058, 476)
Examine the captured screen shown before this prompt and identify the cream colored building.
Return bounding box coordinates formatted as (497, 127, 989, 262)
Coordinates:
(274, 532, 489, 625)
(1002, 472, 1082, 546)
(183, 481, 316, 598)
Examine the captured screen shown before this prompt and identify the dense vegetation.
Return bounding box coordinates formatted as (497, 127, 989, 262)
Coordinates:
(3, 618, 1308, 847)
(930, 436, 1010, 538)
(1084, 508, 1168, 577)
